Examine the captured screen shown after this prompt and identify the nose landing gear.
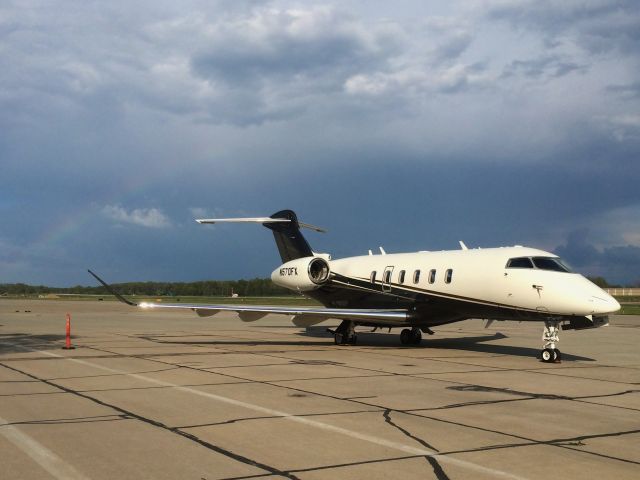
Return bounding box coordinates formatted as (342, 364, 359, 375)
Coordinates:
(540, 320, 562, 363)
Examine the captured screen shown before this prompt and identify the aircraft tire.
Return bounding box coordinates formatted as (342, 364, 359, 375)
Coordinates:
(411, 330, 422, 345)
(334, 333, 343, 345)
(400, 328, 412, 345)
(541, 348, 555, 362)
(553, 349, 561, 362)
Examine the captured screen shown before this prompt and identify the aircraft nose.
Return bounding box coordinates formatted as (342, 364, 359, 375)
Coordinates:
(590, 293, 620, 314)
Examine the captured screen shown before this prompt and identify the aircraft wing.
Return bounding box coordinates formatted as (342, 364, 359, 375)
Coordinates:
(138, 301, 409, 325)
(88, 270, 409, 326)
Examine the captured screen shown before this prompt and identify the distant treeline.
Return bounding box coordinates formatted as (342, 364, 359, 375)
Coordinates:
(0, 278, 294, 297)
(588, 277, 624, 288)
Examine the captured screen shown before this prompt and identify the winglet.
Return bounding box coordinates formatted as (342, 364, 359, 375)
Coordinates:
(87, 269, 138, 306)
(459, 241, 468, 250)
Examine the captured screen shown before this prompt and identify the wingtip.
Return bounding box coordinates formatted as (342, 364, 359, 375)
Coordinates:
(86, 269, 137, 307)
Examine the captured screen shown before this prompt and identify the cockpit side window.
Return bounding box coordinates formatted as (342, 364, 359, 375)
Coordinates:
(532, 257, 572, 272)
(506, 257, 534, 269)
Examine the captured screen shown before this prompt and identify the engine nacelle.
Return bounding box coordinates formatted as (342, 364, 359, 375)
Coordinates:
(271, 256, 331, 292)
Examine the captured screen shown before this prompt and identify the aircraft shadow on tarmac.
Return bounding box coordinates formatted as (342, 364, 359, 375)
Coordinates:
(138, 328, 595, 362)
(0, 330, 595, 363)
(302, 328, 595, 361)
(0, 333, 69, 355)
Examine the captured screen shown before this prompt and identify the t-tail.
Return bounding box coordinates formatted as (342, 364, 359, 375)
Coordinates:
(196, 209, 325, 263)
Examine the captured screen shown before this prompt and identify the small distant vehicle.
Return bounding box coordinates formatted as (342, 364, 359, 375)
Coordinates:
(90, 209, 620, 362)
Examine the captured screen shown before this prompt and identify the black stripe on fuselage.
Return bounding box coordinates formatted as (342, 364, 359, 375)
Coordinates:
(308, 272, 565, 325)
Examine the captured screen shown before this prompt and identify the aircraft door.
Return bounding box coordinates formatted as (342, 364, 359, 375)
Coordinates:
(504, 265, 544, 311)
(382, 266, 394, 293)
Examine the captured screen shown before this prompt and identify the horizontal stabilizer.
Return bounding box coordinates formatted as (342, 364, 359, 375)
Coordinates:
(196, 216, 326, 233)
(197, 217, 288, 224)
(198, 210, 325, 262)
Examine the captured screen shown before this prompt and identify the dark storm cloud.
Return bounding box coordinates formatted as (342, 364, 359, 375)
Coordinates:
(502, 55, 588, 79)
(555, 230, 640, 285)
(0, 1, 639, 285)
(191, 7, 400, 84)
(606, 82, 640, 99)
(423, 16, 473, 64)
(487, 0, 640, 54)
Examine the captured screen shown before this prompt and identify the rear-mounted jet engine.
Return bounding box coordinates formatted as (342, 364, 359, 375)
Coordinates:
(271, 256, 330, 291)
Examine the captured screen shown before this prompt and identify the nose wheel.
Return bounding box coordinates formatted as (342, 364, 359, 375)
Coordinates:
(541, 347, 561, 362)
(540, 320, 562, 363)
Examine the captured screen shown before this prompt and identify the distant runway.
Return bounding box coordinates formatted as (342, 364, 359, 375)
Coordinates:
(1, 300, 639, 479)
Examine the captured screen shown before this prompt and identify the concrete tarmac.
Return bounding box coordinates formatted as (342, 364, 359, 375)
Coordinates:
(1, 299, 638, 479)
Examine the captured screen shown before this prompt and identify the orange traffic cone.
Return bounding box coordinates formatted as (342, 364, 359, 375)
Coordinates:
(62, 313, 75, 350)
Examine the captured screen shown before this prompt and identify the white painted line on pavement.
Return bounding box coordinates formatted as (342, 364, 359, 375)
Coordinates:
(0, 412, 90, 480)
(2, 343, 527, 479)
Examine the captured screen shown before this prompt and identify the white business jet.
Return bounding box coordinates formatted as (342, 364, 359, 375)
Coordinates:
(89, 209, 620, 363)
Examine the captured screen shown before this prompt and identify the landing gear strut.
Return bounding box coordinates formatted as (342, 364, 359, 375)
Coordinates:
(400, 327, 422, 345)
(331, 320, 357, 345)
(540, 320, 562, 363)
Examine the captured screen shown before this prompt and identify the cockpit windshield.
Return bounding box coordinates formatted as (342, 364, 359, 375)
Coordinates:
(506, 257, 534, 268)
(531, 257, 572, 272)
(506, 256, 572, 272)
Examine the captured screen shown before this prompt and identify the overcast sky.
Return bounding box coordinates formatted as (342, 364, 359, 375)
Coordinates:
(1, 0, 639, 286)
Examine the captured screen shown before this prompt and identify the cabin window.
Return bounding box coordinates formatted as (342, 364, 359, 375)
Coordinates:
(413, 270, 421, 284)
(429, 269, 436, 284)
(445, 269, 453, 284)
(383, 270, 392, 283)
(370, 271, 377, 283)
(399, 270, 406, 284)
(532, 257, 572, 273)
(506, 257, 534, 269)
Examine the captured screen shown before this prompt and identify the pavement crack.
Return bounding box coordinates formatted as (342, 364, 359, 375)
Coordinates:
(440, 428, 640, 466)
(382, 409, 450, 480)
(426, 455, 451, 480)
(547, 428, 640, 450)
(577, 389, 640, 400)
(0, 361, 300, 480)
(1, 414, 129, 427)
(447, 384, 568, 400)
(382, 409, 439, 452)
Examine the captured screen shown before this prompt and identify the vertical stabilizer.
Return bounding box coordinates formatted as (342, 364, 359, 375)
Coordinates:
(196, 209, 322, 263)
(263, 210, 314, 262)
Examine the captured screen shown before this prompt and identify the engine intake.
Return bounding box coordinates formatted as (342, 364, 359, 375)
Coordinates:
(308, 257, 330, 284)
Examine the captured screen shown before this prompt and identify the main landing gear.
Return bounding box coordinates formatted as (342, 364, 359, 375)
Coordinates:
(329, 320, 357, 345)
(329, 322, 425, 346)
(540, 320, 562, 363)
(400, 327, 422, 345)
